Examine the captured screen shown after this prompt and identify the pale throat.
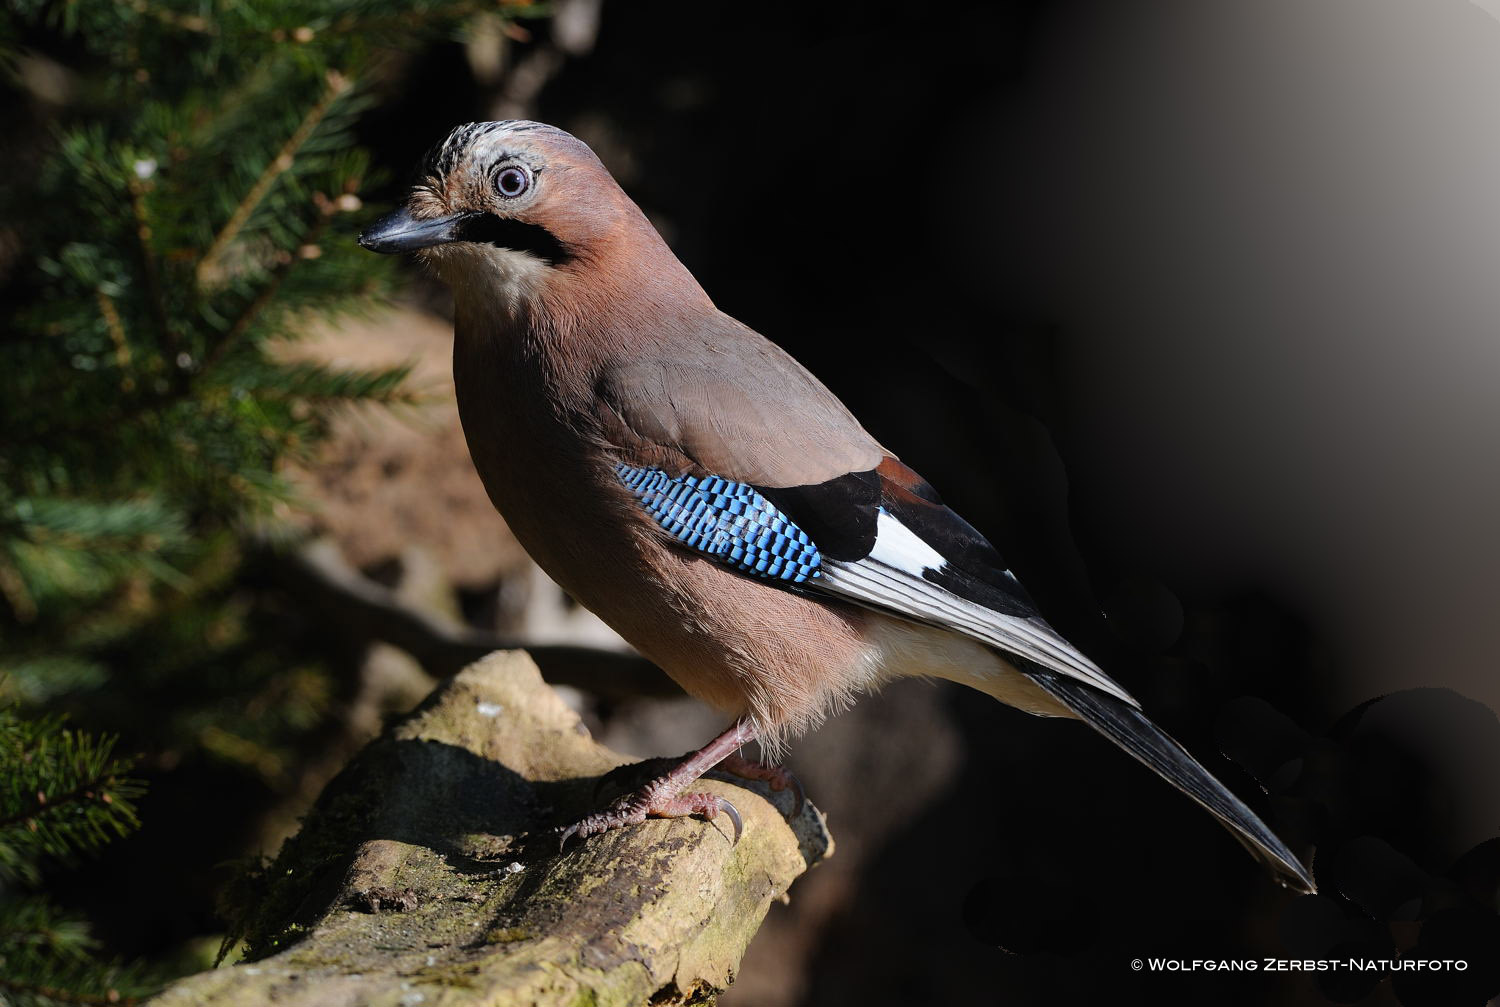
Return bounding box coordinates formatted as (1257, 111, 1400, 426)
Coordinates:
(422, 242, 551, 326)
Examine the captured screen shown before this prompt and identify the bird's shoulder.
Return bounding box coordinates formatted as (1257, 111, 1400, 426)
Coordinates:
(593, 312, 884, 488)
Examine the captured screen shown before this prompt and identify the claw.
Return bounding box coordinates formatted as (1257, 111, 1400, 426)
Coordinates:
(716, 797, 743, 845)
(553, 720, 763, 849)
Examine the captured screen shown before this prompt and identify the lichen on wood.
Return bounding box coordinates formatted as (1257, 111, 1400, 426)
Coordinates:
(152, 651, 832, 1007)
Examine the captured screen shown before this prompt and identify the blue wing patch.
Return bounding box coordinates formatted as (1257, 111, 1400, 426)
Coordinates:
(616, 464, 822, 583)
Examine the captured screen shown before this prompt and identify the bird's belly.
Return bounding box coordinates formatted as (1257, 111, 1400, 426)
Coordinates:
(570, 539, 882, 741)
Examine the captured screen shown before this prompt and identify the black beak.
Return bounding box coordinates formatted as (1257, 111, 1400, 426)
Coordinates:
(358, 207, 477, 254)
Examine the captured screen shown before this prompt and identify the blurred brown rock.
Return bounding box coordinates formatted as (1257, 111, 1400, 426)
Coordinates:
(278, 304, 529, 588)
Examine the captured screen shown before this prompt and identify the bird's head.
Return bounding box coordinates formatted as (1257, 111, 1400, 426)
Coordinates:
(358, 121, 638, 291)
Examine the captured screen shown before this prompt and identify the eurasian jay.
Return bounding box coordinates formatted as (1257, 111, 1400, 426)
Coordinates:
(359, 120, 1315, 893)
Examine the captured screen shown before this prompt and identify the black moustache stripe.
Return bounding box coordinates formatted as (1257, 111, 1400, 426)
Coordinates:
(456, 214, 571, 265)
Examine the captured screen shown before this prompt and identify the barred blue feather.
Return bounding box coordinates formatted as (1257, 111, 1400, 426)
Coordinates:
(616, 464, 822, 583)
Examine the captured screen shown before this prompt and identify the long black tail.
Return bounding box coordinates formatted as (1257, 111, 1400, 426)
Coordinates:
(1023, 661, 1315, 893)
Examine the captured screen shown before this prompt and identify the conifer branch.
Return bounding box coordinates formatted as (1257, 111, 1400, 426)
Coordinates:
(0, 974, 142, 1007)
(110, 0, 216, 36)
(125, 174, 178, 360)
(202, 199, 335, 374)
(0, 552, 38, 623)
(195, 70, 352, 290)
(0, 770, 126, 834)
(94, 291, 132, 389)
(3, 5, 559, 998)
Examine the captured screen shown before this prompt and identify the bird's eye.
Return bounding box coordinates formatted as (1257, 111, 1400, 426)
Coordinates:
(495, 166, 530, 198)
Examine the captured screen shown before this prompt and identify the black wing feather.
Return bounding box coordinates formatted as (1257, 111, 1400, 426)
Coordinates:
(761, 460, 1137, 703)
(759, 462, 1040, 616)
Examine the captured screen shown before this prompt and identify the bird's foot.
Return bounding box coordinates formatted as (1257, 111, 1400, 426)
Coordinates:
(556, 718, 758, 850)
(556, 775, 741, 849)
(712, 753, 805, 816)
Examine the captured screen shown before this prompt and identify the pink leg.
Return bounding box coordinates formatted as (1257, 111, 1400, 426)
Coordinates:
(558, 718, 757, 847)
(713, 753, 805, 815)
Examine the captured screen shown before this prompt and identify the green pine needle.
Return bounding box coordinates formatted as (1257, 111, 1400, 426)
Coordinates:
(0, 707, 145, 885)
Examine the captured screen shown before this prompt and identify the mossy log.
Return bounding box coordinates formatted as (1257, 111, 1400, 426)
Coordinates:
(152, 651, 832, 1007)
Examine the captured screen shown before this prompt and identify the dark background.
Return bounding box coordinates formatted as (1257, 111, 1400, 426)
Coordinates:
(375, 1, 1500, 1003)
(377, 1, 1500, 1001)
(23, 0, 1500, 1003)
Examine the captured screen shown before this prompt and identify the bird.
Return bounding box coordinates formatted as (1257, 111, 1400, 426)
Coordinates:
(359, 120, 1315, 893)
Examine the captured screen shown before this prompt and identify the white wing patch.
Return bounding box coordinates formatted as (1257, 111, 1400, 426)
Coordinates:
(817, 509, 1140, 708)
(868, 508, 947, 572)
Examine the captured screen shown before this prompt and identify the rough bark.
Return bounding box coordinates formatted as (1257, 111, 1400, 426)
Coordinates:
(151, 651, 831, 1007)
